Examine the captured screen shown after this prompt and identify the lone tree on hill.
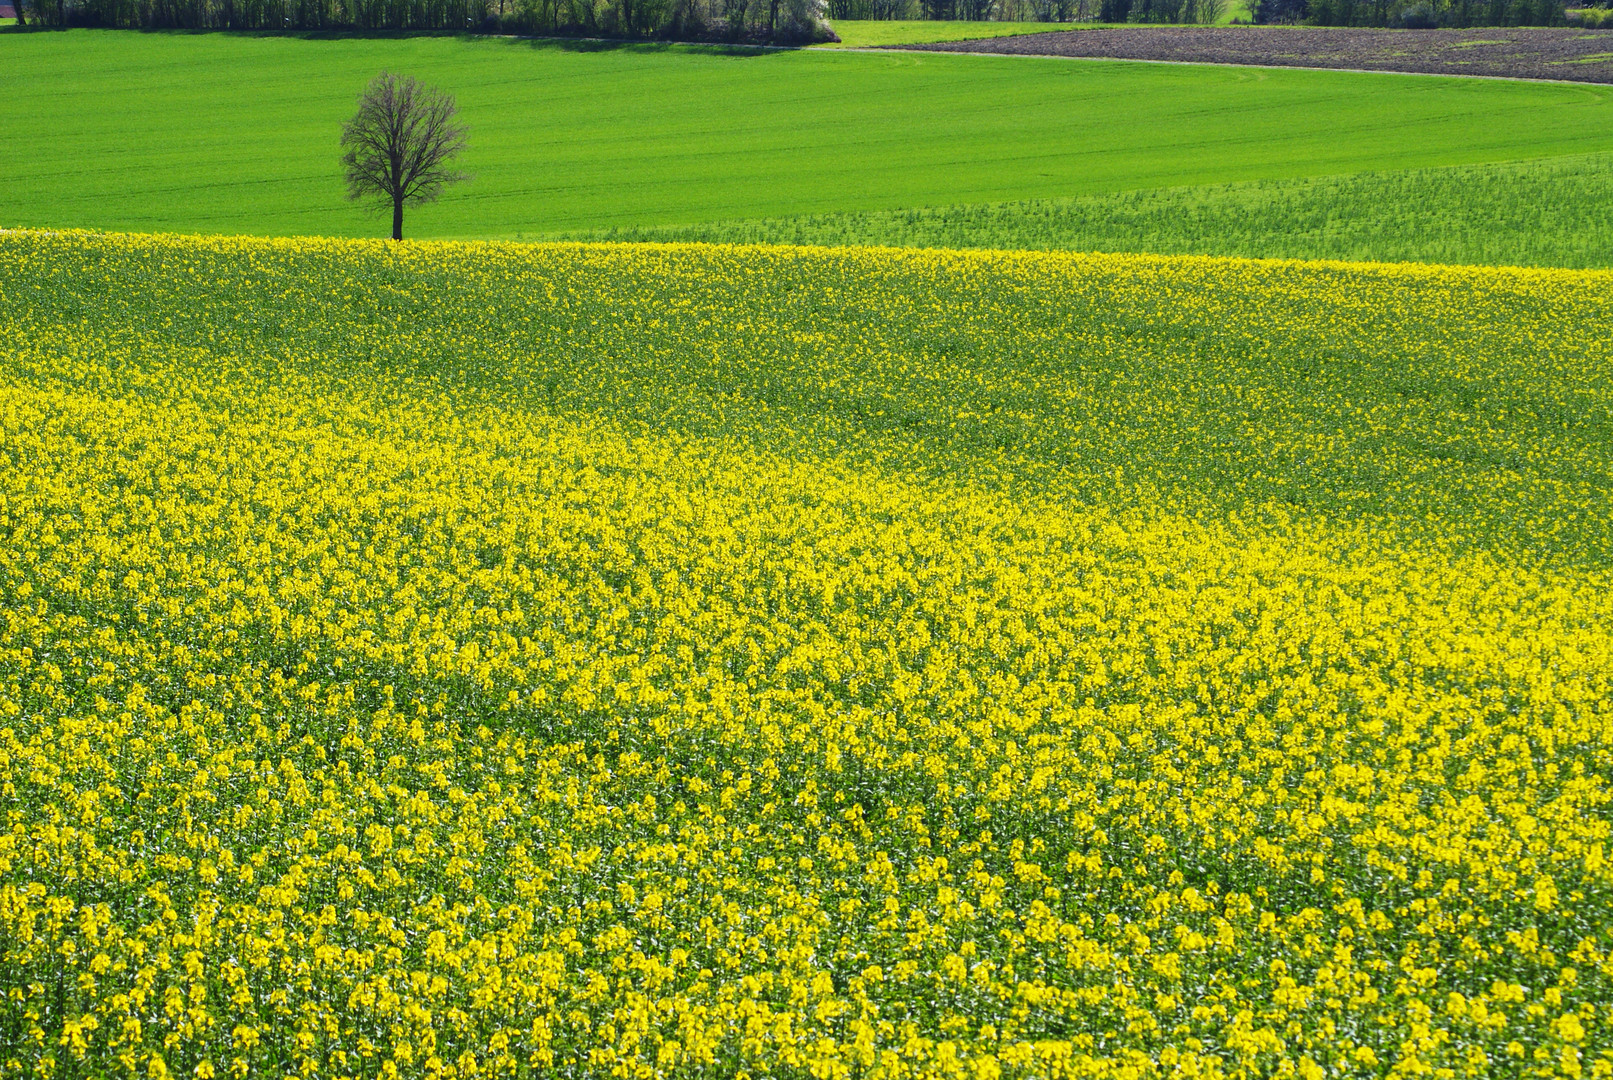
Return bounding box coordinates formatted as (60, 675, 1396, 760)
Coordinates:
(341, 72, 468, 241)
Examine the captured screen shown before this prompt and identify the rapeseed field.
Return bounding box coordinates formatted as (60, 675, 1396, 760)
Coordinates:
(1, 230, 1611, 1079)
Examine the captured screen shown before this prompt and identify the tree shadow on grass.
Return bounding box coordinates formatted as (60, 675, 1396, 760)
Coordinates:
(509, 35, 787, 57)
(2, 26, 494, 38)
(0, 22, 793, 52)
(37, 25, 791, 52)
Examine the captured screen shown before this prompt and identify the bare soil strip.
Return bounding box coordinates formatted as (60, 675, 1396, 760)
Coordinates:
(892, 26, 1613, 84)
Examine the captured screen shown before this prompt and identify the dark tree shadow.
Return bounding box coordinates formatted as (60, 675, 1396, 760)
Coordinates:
(0, 24, 798, 48)
(511, 35, 787, 56)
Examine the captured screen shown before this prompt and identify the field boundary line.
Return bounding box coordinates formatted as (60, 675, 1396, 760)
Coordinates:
(290, 32, 1613, 82)
(30, 27, 1602, 84)
(858, 44, 1613, 86)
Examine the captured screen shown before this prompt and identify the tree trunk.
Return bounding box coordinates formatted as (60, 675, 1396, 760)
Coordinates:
(392, 197, 404, 241)
(13, 0, 25, 27)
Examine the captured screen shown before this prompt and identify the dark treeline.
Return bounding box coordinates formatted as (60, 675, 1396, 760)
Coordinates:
(826, 0, 1225, 19)
(14, 0, 835, 38)
(1097, 0, 1227, 21)
(1256, 0, 1563, 23)
(10, 0, 1572, 43)
(826, 0, 1561, 22)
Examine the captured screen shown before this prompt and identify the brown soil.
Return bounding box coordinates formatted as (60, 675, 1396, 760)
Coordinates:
(892, 26, 1613, 84)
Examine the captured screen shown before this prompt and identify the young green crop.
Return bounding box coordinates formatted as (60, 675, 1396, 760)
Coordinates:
(565, 152, 1613, 269)
(2, 230, 1612, 1078)
(816, 20, 1111, 48)
(818, 3, 1256, 48)
(3, 31, 1613, 240)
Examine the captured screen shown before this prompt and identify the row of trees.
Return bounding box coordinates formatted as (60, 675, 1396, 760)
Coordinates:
(13, 0, 833, 38)
(9, 0, 1568, 33)
(1256, 0, 1563, 23)
(825, 0, 1226, 17)
(831, 0, 1562, 21)
(831, 0, 1568, 20)
(1097, 0, 1225, 20)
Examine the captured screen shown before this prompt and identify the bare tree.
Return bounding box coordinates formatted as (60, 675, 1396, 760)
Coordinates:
(341, 72, 469, 242)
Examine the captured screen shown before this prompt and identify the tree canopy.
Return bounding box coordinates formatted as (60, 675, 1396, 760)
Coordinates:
(340, 73, 469, 242)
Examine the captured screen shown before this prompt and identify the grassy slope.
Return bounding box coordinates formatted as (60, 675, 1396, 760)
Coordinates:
(565, 152, 1613, 268)
(820, 5, 1254, 46)
(2, 31, 1612, 240)
(819, 20, 1088, 48)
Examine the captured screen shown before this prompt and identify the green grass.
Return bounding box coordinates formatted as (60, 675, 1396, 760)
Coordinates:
(821, 3, 1252, 43)
(564, 153, 1613, 268)
(3, 31, 1613, 240)
(819, 19, 1098, 48)
(1220, 0, 1254, 23)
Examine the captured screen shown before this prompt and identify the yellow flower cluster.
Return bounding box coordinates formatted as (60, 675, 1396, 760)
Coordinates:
(0, 230, 1610, 1080)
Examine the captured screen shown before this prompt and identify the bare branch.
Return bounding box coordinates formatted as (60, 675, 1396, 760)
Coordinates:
(340, 72, 471, 240)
